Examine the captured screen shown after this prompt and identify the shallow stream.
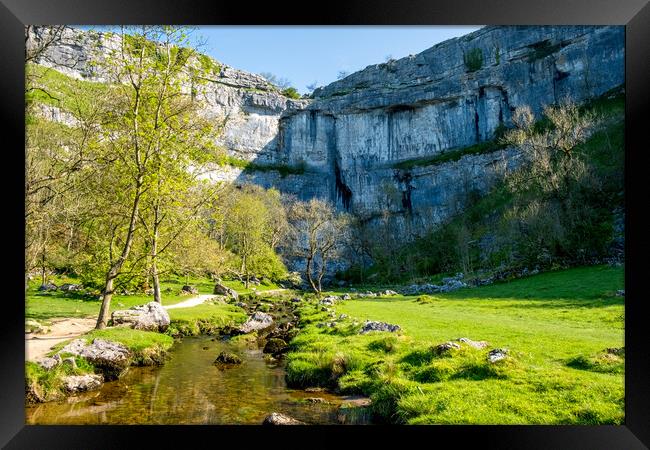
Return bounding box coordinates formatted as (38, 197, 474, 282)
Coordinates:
(26, 334, 371, 425)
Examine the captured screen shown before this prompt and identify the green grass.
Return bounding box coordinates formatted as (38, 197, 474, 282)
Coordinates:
(287, 265, 624, 424)
(24, 272, 276, 322)
(26, 358, 97, 403)
(166, 303, 248, 336)
(50, 327, 175, 366)
(25, 274, 218, 321)
(392, 139, 508, 170)
(26, 63, 108, 109)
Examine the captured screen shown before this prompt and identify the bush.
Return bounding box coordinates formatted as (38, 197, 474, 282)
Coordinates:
(282, 87, 301, 99)
(464, 48, 483, 72)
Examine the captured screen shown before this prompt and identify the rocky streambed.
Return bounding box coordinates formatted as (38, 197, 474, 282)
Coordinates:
(26, 293, 373, 425)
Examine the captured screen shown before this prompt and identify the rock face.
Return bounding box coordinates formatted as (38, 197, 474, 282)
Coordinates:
(29, 26, 624, 271)
(111, 302, 171, 332)
(258, 26, 623, 240)
(262, 412, 306, 425)
(239, 311, 274, 334)
(59, 338, 131, 380)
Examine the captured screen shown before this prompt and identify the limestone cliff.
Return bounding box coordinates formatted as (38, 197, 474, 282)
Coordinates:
(267, 26, 624, 229)
(28, 25, 624, 236)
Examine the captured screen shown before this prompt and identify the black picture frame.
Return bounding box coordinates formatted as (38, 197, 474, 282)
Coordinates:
(2, 0, 648, 448)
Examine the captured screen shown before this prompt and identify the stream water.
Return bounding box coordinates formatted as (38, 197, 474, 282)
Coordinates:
(25, 335, 372, 425)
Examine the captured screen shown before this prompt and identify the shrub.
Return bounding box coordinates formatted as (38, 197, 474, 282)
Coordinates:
(464, 48, 483, 72)
(282, 87, 301, 99)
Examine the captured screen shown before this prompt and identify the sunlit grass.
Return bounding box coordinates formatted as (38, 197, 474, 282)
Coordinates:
(287, 265, 624, 424)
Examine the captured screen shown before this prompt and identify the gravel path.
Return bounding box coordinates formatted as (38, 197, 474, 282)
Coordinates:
(26, 317, 96, 361)
(164, 294, 217, 310)
(26, 290, 288, 360)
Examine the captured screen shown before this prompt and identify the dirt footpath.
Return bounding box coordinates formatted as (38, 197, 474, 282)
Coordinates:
(25, 317, 97, 361)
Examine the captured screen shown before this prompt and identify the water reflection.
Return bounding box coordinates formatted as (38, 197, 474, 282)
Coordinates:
(26, 336, 371, 425)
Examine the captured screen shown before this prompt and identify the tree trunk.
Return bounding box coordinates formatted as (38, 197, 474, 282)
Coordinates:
(305, 256, 319, 295)
(152, 259, 162, 303)
(96, 275, 115, 329)
(317, 258, 327, 294)
(151, 210, 162, 304)
(96, 180, 143, 329)
(41, 252, 46, 286)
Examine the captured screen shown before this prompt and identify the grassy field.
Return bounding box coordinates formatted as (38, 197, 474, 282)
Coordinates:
(24, 274, 275, 321)
(287, 265, 625, 424)
(166, 303, 248, 336)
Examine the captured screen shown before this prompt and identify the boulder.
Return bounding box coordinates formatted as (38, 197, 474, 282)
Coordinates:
(214, 351, 242, 365)
(263, 338, 288, 354)
(319, 296, 338, 306)
(59, 338, 131, 380)
(432, 342, 461, 355)
(181, 285, 199, 294)
(59, 283, 82, 292)
(239, 311, 274, 334)
(305, 397, 329, 404)
(456, 337, 489, 349)
(342, 294, 351, 300)
(487, 348, 508, 363)
(213, 283, 239, 300)
(35, 354, 62, 370)
(111, 301, 170, 332)
(262, 412, 305, 425)
(359, 321, 401, 334)
(38, 283, 58, 291)
(62, 374, 103, 393)
(235, 301, 248, 309)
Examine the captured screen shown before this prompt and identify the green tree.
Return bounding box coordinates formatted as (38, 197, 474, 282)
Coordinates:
(225, 191, 269, 288)
(90, 26, 218, 328)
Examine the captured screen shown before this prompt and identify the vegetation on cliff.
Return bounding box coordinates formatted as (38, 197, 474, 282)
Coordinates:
(344, 90, 624, 283)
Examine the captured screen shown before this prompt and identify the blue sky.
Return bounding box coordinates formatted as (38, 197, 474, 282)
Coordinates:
(76, 26, 482, 94)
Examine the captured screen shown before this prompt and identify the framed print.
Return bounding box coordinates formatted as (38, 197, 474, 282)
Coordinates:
(1, 0, 649, 448)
